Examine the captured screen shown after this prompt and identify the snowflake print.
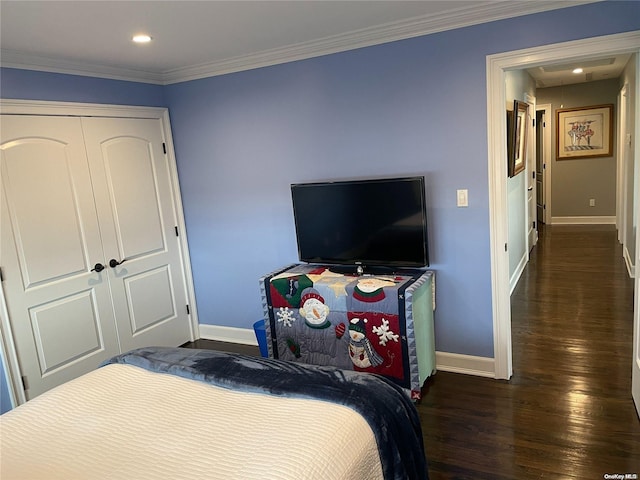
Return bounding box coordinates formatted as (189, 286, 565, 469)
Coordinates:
(277, 307, 295, 327)
(372, 318, 399, 346)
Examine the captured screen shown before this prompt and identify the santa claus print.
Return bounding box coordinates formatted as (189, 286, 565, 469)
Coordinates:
(352, 276, 396, 302)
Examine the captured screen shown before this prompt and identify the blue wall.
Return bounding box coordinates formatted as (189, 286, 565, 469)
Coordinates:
(164, 1, 640, 358)
(0, 358, 11, 414)
(0, 68, 165, 106)
(1, 2, 638, 380)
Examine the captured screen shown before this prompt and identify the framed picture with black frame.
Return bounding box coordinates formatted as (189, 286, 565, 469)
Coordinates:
(507, 100, 528, 178)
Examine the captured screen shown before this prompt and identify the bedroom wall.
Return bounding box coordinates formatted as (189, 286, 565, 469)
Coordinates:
(164, 34, 498, 357)
(0, 2, 638, 377)
(164, 2, 639, 359)
(0, 68, 165, 106)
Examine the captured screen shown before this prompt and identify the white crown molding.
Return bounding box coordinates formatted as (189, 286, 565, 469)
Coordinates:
(1, 1, 598, 85)
(0, 50, 165, 85)
(163, 0, 597, 84)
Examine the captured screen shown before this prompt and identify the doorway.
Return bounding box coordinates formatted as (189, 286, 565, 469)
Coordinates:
(535, 106, 552, 227)
(486, 31, 640, 380)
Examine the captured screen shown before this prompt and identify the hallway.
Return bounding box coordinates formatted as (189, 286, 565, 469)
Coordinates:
(421, 224, 640, 479)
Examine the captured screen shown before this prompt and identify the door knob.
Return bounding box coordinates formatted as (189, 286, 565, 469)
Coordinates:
(109, 258, 127, 268)
(91, 263, 105, 273)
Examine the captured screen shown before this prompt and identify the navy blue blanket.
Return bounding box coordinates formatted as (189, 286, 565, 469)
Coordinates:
(103, 346, 429, 480)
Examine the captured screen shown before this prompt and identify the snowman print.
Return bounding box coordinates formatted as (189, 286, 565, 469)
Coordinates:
(299, 287, 330, 329)
(348, 317, 383, 368)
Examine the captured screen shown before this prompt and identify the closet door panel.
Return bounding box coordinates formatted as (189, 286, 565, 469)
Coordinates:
(81, 117, 192, 351)
(28, 290, 104, 373)
(125, 265, 176, 334)
(100, 136, 165, 258)
(0, 115, 121, 400)
(2, 137, 87, 285)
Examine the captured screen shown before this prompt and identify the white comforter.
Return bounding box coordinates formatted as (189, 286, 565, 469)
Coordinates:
(0, 363, 384, 480)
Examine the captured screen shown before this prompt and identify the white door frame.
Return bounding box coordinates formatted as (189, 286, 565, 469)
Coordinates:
(617, 82, 636, 278)
(633, 51, 640, 417)
(617, 84, 628, 245)
(537, 103, 553, 225)
(0, 99, 199, 405)
(524, 93, 537, 253)
(486, 31, 640, 380)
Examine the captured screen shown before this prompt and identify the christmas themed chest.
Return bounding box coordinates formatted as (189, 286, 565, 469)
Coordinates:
(260, 264, 434, 399)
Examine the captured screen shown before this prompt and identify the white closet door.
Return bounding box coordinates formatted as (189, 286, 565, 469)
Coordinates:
(0, 115, 120, 400)
(81, 117, 192, 352)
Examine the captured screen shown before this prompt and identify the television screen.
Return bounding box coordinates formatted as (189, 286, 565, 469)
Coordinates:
(291, 176, 429, 269)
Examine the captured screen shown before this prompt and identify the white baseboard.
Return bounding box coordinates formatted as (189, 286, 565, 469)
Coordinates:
(199, 324, 497, 378)
(623, 245, 636, 278)
(551, 215, 616, 225)
(509, 252, 527, 295)
(435, 351, 496, 378)
(199, 324, 259, 346)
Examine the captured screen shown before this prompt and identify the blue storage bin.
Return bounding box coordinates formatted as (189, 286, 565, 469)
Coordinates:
(253, 319, 269, 358)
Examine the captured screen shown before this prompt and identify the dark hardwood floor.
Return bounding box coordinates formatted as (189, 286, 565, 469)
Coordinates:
(421, 224, 639, 479)
(184, 224, 640, 479)
(183, 338, 261, 357)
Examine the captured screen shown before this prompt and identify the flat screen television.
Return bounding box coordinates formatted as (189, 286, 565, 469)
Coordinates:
(291, 176, 429, 272)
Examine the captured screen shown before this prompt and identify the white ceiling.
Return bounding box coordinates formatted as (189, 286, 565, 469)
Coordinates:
(0, 0, 618, 86)
(526, 54, 630, 88)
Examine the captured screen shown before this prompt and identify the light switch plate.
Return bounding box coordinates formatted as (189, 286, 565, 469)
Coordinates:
(457, 189, 468, 207)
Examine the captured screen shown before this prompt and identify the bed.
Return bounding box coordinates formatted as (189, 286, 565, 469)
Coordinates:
(0, 346, 429, 480)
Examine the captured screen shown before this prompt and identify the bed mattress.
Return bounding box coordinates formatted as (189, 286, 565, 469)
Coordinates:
(0, 363, 384, 480)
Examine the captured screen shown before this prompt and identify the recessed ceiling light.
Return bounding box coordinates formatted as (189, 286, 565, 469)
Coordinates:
(572, 68, 583, 74)
(132, 34, 152, 44)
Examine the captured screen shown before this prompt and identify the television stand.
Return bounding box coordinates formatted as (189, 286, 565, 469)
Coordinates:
(260, 263, 436, 400)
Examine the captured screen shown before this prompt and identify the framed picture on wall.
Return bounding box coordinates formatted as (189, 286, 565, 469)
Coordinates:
(556, 104, 613, 160)
(507, 100, 528, 177)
